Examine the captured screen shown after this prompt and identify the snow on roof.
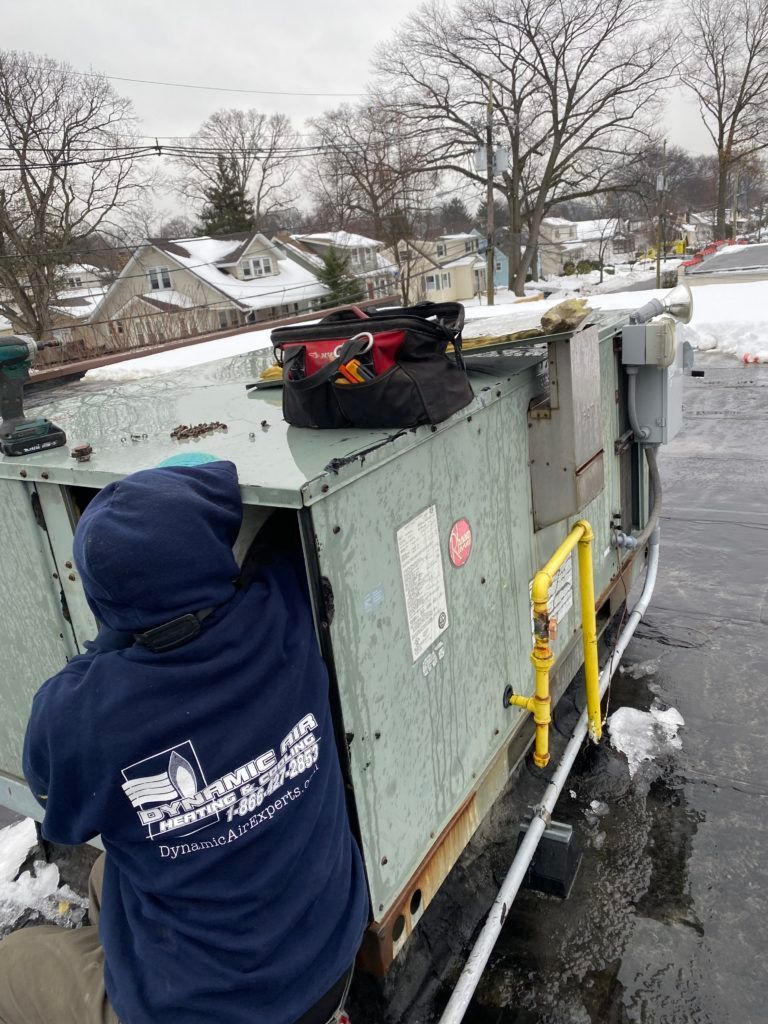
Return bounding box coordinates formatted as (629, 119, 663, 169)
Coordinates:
(542, 217, 573, 227)
(439, 232, 480, 240)
(138, 289, 196, 310)
(442, 254, 486, 268)
(160, 235, 249, 264)
(575, 219, 618, 241)
(52, 285, 108, 318)
(138, 234, 329, 313)
(297, 231, 383, 249)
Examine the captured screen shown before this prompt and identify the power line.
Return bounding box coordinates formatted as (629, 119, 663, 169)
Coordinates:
(19, 61, 366, 99)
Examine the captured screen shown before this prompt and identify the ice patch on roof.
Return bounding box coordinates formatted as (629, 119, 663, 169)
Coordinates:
(0, 818, 88, 936)
(608, 699, 684, 778)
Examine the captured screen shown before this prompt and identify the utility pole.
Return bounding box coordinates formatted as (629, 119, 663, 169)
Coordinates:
(655, 140, 666, 289)
(732, 167, 740, 237)
(485, 75, 494, 306)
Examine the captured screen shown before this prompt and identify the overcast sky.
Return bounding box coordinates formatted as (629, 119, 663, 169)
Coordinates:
(4, 0, 712, 157)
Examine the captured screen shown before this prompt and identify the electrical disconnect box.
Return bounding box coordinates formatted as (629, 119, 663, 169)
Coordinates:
(528, 325, 605, 530)
(621, 318, 686, 446)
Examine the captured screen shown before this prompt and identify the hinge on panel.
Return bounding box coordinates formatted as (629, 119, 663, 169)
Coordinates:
(614, 428, 633, 455)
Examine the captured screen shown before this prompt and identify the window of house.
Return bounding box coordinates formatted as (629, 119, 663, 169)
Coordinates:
(68, 276, 82, 288)
(495, 261, 502, 271)
(218, 311, 228, 330)
(147, 267, 171, 290)
(242, 257, 273, 278)
(465, 239, 477, 253)
(436, 243, 446, 258)
(398, 247, 409, 260)
(426, 274, 439, 292)
(116, 321, 124, 334)
(441, 272, 451, 288)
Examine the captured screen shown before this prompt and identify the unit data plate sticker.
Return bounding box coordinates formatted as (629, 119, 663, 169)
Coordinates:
(397, 505, 449, 662)
(529, 555, 574, 636)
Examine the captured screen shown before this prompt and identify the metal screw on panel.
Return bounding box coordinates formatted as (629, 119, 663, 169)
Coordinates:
(321, 484, 329, 493)
(381, 856, 388, 865)
(332, 526, 341, 535)
(19, 470, 27, 478)
(41, 472, 49, 479)
(65, 561, 72, 568)
(68, 574, 76, 581)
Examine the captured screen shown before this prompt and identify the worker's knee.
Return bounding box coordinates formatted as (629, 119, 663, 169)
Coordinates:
(0, 923, 114, 1024)
(0, 926, 63, 1024)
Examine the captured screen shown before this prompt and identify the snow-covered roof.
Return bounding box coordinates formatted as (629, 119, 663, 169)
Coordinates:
(575, 219, 619, 242)
(52, 285, 108, 319)
(138, 289, 196, 311)
(542, 217, 573, 227)
(442, 254, 486, 268)
(297, 231, 383, 250)
(439, 232, 481, 240)
(91, 233, 329, 321)
(63, 262, 102, 277)
(161, 236, 328, 312)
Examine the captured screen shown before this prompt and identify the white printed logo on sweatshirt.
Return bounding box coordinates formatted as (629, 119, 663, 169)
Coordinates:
(121, 714, 320, 841)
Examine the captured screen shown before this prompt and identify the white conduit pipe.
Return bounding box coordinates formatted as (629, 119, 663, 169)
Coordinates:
(438, 527, 661, 1024)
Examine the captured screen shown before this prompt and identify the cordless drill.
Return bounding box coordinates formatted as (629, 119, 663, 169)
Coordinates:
(0, 336, 67, 457)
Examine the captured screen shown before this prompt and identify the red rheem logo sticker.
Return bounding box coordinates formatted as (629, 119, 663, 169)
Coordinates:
(449, 518, 473, 567)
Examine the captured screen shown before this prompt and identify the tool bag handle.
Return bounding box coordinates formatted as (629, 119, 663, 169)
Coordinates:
(283, 334, 372, 393)
(322, 300, 465, 335)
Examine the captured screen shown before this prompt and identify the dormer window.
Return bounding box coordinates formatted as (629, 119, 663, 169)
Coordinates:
(68, 276, 83, 288)
(464, 239, 477, 253)
(148, 267, 171, 290)
(242, 257, 273, 278)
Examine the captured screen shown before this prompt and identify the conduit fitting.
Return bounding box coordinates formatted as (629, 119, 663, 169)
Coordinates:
(611, 531, 639, 550)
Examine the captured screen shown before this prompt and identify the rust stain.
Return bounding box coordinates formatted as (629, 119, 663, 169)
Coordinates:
(358, 793, 480, 976)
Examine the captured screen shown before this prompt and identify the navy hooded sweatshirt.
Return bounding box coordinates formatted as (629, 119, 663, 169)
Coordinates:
(22, 460, 369, 1024)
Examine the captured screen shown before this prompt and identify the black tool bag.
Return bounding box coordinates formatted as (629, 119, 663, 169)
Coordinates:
(268, 301, 474, 429)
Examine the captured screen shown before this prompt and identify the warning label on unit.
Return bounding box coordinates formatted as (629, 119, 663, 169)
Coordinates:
(397, 505, 449, 662)
(530, 556, 574, 635)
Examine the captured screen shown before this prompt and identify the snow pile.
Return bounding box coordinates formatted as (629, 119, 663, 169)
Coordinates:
(608, 699, 684, 778)
(677, 281, 768, 363)
(85, 323, 276, 383)
(0, 818, 88, 936)
(618, 657, 660, 680)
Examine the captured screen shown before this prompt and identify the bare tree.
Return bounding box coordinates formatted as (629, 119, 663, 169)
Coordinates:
(377, 0, 675, 294)
(0, 51, 152, 338)
(174, 108, 298, 229)
(306, 101, 439, 260)
(681, 0, 768, 236)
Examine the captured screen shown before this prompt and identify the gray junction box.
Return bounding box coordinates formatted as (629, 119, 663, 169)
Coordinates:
(0, 310, 664, 971)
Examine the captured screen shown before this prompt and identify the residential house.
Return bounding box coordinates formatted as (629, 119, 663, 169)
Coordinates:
(88, 231, 329, 349)
(0, 264, 108, 344)
(539, 218, 631, 276)
(274, 231, 398, 300)
(393, 230, 489, 303)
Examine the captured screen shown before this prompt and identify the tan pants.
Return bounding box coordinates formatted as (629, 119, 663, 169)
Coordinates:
(0, 854, 118, 1024)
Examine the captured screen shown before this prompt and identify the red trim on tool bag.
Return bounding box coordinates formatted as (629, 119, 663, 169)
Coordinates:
(282, 329, 406, 375)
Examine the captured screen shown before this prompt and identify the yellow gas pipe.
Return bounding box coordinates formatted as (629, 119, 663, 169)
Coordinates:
(508, 520, 602, 767)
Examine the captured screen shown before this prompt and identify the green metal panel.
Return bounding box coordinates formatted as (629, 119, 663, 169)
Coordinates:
(310, 367, 538, 913)
(0, 480, 73, 782)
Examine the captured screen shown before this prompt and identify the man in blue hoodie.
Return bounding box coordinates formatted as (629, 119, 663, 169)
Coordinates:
(0, 457, 369, 1024)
